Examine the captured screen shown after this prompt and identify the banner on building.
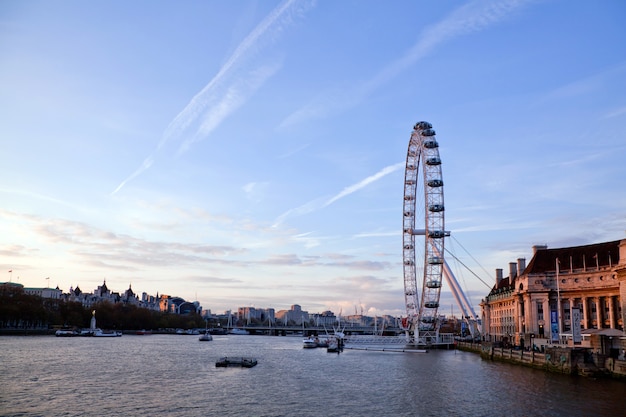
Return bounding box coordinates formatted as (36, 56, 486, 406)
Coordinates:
(550, 310, 559, 342)
(572, 307, 582, 344)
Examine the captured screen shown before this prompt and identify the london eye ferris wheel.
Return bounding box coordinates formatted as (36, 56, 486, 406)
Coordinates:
(402, 121, 448, 346)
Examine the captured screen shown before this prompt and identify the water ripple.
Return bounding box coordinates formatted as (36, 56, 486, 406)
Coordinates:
(1, 336, 625, 416)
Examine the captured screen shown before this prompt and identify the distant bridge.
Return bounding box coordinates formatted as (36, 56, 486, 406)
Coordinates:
(230, 325, 403, 336)
(228, 325, 456, 347)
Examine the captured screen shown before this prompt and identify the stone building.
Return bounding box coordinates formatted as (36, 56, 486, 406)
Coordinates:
(275, 304, 309, 325)
(481, 239, 626, 352)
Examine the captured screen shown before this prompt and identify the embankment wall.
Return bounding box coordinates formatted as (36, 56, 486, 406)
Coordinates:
(456, 342, 626, 380)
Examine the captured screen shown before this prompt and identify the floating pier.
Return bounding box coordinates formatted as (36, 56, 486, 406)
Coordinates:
(215, 357, 258, 368)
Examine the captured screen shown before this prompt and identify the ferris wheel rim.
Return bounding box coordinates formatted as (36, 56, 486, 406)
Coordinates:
(402, 121, 445, 342)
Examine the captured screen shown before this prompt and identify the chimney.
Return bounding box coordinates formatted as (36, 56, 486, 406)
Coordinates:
(533, 244, 548, 255)
(517, 258, 526, 275)
(509, 262, 517, 279)
(496, 268, 503, 286)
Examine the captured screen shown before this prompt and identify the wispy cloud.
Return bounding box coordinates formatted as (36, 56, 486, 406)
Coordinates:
(273, 161, 404, 226)
(539, 61, 626, 104)
(602, 105, 626, 120)
(112, 0, 314, 194)
(242, 181, 270, 203)
(280, 0, 534, 128)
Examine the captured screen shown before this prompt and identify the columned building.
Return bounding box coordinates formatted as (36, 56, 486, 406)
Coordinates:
(481, 239, 626, 349)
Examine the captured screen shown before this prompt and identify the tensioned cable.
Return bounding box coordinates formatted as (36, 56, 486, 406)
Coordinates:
(444, 240, 492, 289)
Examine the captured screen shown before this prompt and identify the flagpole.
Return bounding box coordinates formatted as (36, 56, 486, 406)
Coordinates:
(556, 258, 562, 344)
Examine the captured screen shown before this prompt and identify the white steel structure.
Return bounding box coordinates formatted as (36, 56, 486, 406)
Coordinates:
(402, 121, 447, 346)
(441, 256, 481, 339)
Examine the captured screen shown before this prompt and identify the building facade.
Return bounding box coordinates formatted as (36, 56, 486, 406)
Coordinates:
(24, 286, 62, 299)
(275, 304, 309, 325)
(481, 239, 626, 350)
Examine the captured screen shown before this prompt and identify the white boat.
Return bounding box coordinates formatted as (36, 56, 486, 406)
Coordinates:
(199, 321, 213, 341)
(325, 327, 345, 352)
(55, 329, 77, 337)
(199, 331, 213, 341)
(327, 339, 340, 353)
(228, 328, 250, 335)
(176, 329, 200, 335)
(316, 337, 330, 348)
(303, 336, 318, 348)
(92, 329, 122, 337)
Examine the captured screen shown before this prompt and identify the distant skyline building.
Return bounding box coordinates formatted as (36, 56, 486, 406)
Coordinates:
(23, 286, 62, 300)
(1, 280, 202, 315)
(275, 304, 309, 325)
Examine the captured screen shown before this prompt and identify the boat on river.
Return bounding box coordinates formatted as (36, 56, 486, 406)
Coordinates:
(302, 335, 331, 348)
(316, 337, 330, 348)
(303, 336, 318, 348)
(199, 321, 213, 341)
(55, 329, 77, 337)
(327, 339, 340, 353)
(228, 328, 250, 335)
(177, 329, 200, 335)
(71, 328, 121, 337)
(92, 329, 122, 337)
(215, 357, 257, 368)
(93, 329, 122, 337)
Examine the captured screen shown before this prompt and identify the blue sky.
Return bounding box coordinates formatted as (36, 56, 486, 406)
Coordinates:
(1, 0, 625, 317)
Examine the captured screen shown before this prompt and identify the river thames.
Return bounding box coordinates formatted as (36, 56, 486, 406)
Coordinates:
(1, 334, 625, 416)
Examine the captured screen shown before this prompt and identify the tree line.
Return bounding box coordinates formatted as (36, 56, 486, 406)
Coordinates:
(0, 284, 206, 331)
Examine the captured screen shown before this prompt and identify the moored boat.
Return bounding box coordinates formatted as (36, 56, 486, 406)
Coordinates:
(316, 338, 330, 348)
(199, 331, 213, 341)
(327, 340, 340, 353)
(92, 329, 122, 337)
(228, 328, 250, 335)
(303, 336, 318, 348)
(55, 329, 77, 337)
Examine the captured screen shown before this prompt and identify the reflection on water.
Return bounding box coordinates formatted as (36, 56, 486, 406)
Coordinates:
(1, 335, 624, 416)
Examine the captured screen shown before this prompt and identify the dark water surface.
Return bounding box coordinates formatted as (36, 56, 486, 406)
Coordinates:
(1, 335, 624, 416)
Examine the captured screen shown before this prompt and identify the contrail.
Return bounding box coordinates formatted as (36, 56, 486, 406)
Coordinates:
(162, 0, 307, 150)
(112, 156, 153, 195)
(273, 161, 404, 227)
(112, 0, 313, 195)
(322, 162, 404, 208)
(177, 62, 281, 155)
(280, 0, 535, 128)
